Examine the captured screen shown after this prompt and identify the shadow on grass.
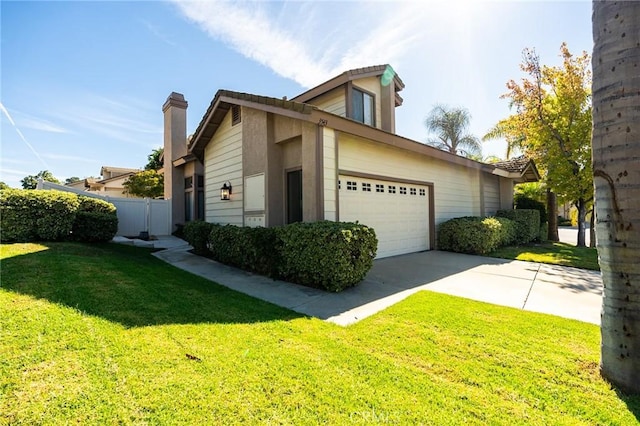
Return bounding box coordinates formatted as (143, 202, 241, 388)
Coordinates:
(1, 242, 302, 327)
(617, 389, 640, 422)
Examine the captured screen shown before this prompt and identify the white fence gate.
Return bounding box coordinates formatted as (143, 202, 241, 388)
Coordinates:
(38, 181, 172, 236)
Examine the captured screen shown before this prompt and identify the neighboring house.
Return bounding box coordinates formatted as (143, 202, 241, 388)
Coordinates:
(163, 65, 539, 258)
(65, 166, 142, 198)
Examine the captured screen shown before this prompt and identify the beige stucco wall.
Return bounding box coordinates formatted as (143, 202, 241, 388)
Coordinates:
(307, 87, 346, 117)
(203, 108, 243, 226)
(323, 127, 337, 221)
(338, 134, 483, 224)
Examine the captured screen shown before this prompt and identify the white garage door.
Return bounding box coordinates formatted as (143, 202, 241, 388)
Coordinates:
(339, 176, 430, 258)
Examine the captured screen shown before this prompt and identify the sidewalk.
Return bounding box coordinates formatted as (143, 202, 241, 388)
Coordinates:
(137, 236, 602, 326)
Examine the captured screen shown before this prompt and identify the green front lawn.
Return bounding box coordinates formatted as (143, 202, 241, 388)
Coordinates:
(488, 242, 600, 271)
(1, 242, 637, 424)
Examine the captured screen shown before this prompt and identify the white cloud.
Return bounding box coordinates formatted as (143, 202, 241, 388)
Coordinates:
(1, 107, 69, 133)
(42, 153, 99, 163)
(50, 93, 162, 147)
(171, 1, 434, 88)
(141, 19, 177, 46)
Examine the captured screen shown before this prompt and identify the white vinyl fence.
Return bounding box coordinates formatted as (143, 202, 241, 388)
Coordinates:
(38, 181, 172, 236)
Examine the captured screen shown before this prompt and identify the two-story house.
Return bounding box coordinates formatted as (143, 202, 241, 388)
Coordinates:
(163, 65, 538, 258)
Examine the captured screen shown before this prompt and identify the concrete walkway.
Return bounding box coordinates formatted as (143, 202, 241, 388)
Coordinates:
(121, 236, 603, 327)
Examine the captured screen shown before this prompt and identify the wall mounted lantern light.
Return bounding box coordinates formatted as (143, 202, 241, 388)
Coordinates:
(220, 181, 232, 201)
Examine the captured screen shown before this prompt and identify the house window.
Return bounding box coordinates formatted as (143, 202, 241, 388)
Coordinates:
(352, 88, 374, 126)
(400, 187, 407, 195)
(376, 184, 384, 193)
(388, 186, 396, 194)
(231, 105, 241, 125)
(184, 176, 193, 189)
(410, 188, 417, 195)
(419, 188, 426, 196)
(362, 182, 371, 192)
(347, 181, 357, 191)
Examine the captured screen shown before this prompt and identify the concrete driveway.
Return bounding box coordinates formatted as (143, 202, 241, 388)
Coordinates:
(145, 236, 603, 327)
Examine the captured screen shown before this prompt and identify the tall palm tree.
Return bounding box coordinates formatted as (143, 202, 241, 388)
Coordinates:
(425, 105, 481, 158)
(592, 1, 640, 394)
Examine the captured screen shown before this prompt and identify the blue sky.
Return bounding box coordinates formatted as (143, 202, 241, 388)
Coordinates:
(1, 0, 592, 188)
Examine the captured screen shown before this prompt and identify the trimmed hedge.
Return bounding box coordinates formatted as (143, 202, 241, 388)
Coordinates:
(72, 212, 118, 242)
(437, 216, 516, 255)
(77, 196, 117, 214)
(495, 217, 518, 247)
(205, 221, 377, 292)
(514, 195, 547, 223)
(0, 189, 118, 243)
(71, 196, 118, 242)
(183, 220, 216, 256)
(496, 209, 540, 244)
(277, 221, 377, 292)
(0, 189, 79, 242)
(209, 225, 280, 277)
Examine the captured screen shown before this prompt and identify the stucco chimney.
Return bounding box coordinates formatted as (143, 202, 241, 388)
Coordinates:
(163, 92, 188, 229)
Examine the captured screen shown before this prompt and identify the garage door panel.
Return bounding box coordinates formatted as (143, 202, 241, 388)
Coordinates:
(339, 176, 430, 259)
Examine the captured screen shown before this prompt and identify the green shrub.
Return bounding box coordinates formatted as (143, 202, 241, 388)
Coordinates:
(494, 217, 518, 247)
(514, 195, 547, 222)
(558, 216, 572, 227)
(72, 212, 118, 242)
(71, 196, 118, 242)
(0, 189, 79, 242)
(437, 216, 514, 255)
(77, 196, 117, 214)
(276, 221, 377, 292)
(538, 222, 549, 242)
(183, 220, 216, 256)
(496, 209, 540, 244)
(206, 221, 377, 292)
(208, 225, 281, 277)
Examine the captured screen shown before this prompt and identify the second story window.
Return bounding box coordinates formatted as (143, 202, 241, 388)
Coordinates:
(352, 88, 374, 126)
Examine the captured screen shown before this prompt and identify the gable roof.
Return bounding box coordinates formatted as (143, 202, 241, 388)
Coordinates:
(189, 90, 317, 160)
(186, 66, 537, 183)
(492, 156, 540, 183)
(188, 89, 507, 176)
(291, 64, 405, 106)
(100, 166, 141, 177)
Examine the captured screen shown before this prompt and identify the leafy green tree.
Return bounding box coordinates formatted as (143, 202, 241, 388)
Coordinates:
(592, 1, 640, 393)
(145, 147, 164, 171)
(425, 105, 481, 158)
(123, 170, 164, 198)
(487, 43, 592, 246)
(0, 182, 10, 190)
(65, 177, 81, 185)
(21, 170, 61, 189)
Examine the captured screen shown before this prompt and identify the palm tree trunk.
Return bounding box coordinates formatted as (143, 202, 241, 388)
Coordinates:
(592, 1, 640, 394)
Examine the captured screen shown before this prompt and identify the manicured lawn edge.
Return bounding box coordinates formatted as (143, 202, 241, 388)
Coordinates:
(488, 242, 599, 270)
